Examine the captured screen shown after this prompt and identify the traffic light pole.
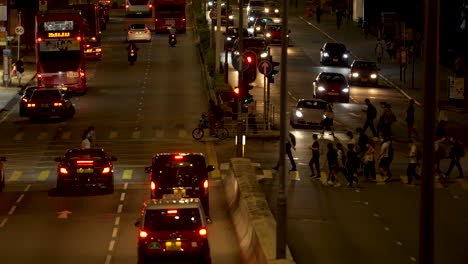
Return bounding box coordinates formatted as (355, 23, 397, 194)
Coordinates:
(224, 0, 230, 83)
(276, 0, 289, 259)
(236, 0, 244, 157)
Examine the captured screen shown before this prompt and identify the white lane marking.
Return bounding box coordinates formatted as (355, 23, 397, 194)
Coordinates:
(104, 254, 112, 264)
(120, 192, 126, 202)
(112, 227, 118, 238)
(373, 213, 380, 218)
(396, 241, 403, 246)
(16, 194, 24, 204)
(410, 257, 417, 262)
(8, 205, 16, 215)
(0, 218, 8, 228)
(117, 204, 123, 214)
(123, 182, 128, 190)
(114, 216, 120, 226)
(108, 240, 115, 251)
(384, 227, 390, 231)
(349, 113, 360, 117)
(24, 184, 31, 192)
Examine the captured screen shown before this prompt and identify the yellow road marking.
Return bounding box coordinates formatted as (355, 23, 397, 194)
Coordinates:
(7, 171, 22, 182)
(109, 131, 118, 140)
(122, 170, 133, 180)
(14, 132, 24, 141)
(205, 142, 220, 179)
(61, 131, 72, 140)
(37, 171, 50, 181)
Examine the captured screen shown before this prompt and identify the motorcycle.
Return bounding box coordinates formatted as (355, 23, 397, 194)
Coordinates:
(128, 49, 137, 65)
(169, 34, 177, 47)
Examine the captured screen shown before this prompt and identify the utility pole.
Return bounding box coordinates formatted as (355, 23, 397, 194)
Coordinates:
(215, 0, 222, 72)
(419, 0, 439, 263)
(276, 0, 288, 259)
(236, 0, 244, 157)
(223, 0, 230, 83)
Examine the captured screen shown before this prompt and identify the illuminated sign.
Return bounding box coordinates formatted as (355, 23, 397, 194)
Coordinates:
(48, 32, 70, 38)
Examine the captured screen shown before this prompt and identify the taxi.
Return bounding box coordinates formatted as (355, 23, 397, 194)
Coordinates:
(135, 196, 211, 264)
(127, 24, 152, 42)
(145, 153, 214, 218)
(54, 148, 117, 193)
(19, 88, 75, 120)
(264, 21, 290, 45)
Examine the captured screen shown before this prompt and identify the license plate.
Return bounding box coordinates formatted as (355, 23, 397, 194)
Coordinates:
(148, 242, 161, 249)
(136, 32, 142, 35)
(165, 241, 182, 251)
(327, 92, 339, 95)
(41, 104, 49, 107)
(332, 58, 338, 62)
(173, 189, 186, 196)
(77, 168, 94, 173)
(166, 20, 175, 25)
(362, 78, 368, 82)
(86, 49, 92, 52)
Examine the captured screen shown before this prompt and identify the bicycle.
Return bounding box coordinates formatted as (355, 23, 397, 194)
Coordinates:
(192, 122, 229, 140)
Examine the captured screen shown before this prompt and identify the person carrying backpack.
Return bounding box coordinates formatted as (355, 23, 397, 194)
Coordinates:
(445, 137, 465, 178)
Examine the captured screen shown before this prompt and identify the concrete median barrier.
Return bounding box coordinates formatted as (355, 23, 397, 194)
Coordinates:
(223, 158, 295, 264)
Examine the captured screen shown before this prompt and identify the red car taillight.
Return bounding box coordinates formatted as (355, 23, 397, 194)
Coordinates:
(150, 181, 156, 190)
(102, 167, 111, 174)
(144, 30, 149, 33)
(128, 31, 134, 34)
(27, 103, 36, 107)
(203, 179, 209, 189)
(139, 231, 148, 238)
(54, 102, 63, 107)
(199, 228, 207, 236)
(60, 167, 68, 174)
(80, 71, 85, 78)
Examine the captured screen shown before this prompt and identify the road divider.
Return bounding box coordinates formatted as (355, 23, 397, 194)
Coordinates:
(223, 158, 295, 264)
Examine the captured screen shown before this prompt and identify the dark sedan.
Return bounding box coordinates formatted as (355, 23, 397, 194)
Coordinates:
(348, 60, 379, 86)
(19, 88, 75, 120)
(313, 72, 350, 103)
(224, 27, 249, 50)
(320, 42, 350, 66)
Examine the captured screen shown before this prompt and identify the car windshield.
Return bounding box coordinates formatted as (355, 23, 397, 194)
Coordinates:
(353, 62, 378, 69)
(250, 0, 265, 6)
(31, 90, 62, 100)
(320, 74, 346, 83)
(267, 25, 281, 32)
(244, 39, 266, 48)
(144, 208, 202, 231)
(66, 149, 106, 160)
(297, 100, 327, 109)
(326, 44, 346, 53)
(24, 88, 38, 98)
(130, 24, 146, 30)
(153, 155, 207, 185)
(249, 10, 263, 17)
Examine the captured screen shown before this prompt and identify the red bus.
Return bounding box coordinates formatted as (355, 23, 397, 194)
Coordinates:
(154, 0, 186, 33)
(35, 10, 87, 95)
(71, 4, 103, 59)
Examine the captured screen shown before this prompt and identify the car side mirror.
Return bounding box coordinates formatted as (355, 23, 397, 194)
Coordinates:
(110, 156, 117, 161)
(207, 165, 215, 172)
(134, 220, 141, 227)
(0, 157, 6, 162)
(54, 157, 62, 162)
(145, 167, 151, 174)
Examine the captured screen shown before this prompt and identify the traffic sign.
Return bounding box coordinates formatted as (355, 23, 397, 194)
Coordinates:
(232, 55, 249, 72)
(209, 9, 217, 19)
(15, 26, 24, 36)
(258, 60, 272, 75)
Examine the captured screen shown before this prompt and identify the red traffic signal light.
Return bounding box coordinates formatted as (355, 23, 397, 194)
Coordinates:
(246, 56, 253, 63)
(233, 87, 240, 95)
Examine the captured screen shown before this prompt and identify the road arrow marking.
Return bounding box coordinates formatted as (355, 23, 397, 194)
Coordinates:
(57, 210, 72, 219)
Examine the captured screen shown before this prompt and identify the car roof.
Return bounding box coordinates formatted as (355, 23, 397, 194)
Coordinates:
(297, 98, 328, 103)
(142, 198, 202, 210)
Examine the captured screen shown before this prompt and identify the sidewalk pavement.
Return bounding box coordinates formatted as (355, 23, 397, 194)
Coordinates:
(0, 53, 36, 112)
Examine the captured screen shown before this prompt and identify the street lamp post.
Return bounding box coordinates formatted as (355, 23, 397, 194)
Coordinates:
(224, 0, 230, 83)
(236, 0, 245, 157)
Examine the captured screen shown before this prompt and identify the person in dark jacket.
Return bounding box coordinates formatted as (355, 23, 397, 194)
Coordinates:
(15, 56, 25, 87)
(345, 144, 360, 187)
(445, 137, 465, 178)
(362, 98, 377, 137)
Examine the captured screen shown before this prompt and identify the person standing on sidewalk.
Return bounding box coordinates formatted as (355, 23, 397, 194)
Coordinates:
(362, 140, 376, 181)
(315, 5, 322, 24)
(445, 137, 465, 179)
(15, 56, 25, 87)
(308, 134, 321, 178)
(405, 99, 419, 139)
(273, 132, 297, 171)
(375, 39, 385, 65)
(406, 138, 419, 185)
(362, 98, 378, 137)
(345, 144, 360, 187)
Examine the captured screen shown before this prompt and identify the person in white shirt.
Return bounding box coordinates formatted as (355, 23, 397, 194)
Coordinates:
(378, 136, 393, 181)
(407, 139, 419, 185)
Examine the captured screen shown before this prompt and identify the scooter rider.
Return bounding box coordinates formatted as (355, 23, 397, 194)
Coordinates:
(168, 24, 177, 46)
(127, 41, 139, 62)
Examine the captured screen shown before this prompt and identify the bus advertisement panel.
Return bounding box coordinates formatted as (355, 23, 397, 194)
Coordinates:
(71, 4, 103, 59)
(154, 0, 186, 33)
(125, 0, 154, 17)
(35, 11, 87, 94)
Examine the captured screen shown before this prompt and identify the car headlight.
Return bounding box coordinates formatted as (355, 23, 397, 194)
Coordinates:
(266, 33, 271, 38)
(343, 54, 348, 58)
(247, 28, 254, 33)
(229, 15, 234, 19)
(371, 74, 377, 79)
(342, 88, 349, 93)
(256, 26, 261, 31)
(227, 37, 232, 41)
(265, 8, 269, 13)
(275, 9, 279, 13)
(323, 52, 329, 57)
(208, 1, 213, 6)
(295, 110, 303, 118)
(260, 52, 268, 58)
(318, 86, 325, 91)
(249, 17, 254, 21)
(286, 34, 289, 37)
(352, 72, 359, 77)
(234, 51, 239, 55)
(323, 114, 326, 119)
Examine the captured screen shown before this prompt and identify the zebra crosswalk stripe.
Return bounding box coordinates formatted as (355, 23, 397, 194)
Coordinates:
(122, 170, 133, 180)
(8, 171, 22, 182)
(38, 170, 50, 181)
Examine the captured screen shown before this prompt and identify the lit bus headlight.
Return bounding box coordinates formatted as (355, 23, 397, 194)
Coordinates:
(371, 74, 377, 79)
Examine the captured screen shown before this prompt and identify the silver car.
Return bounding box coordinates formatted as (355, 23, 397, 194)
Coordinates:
(127, 24, 152, 42)
(290, 99, 328, 128)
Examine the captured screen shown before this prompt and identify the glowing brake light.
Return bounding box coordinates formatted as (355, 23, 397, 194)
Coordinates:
(53, 102, 63, 106)
(76, 36, 81, 41)
(199, 228, 207, 236)
(60, 167, 68, 174)
(77, 160, 94, 165)
(37, 37, 43, 42)
(86, 44, 91, 48)
(128, 31, 134, 34)
(167, 210, 178, 214)
(125, 4, 129, 9)
(149, 4, 153, 8)
(95, 48, 102, 52)
(22, 98, 27, 102)
(27, 103, 36, 107)
(80, 71, 85, 78)
(139, 231, 148, 238)
(203, 179, 209, 189)
(150, 181, 156, 190)
(102, 167, 111, 174)
(174, 155, 183, 159)
(144, 30, 149, 33)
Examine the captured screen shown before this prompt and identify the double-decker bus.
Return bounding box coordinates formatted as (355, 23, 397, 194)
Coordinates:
(154, 0, 186, 33)
(125, 0, 154, 17)
(71, 4, 102, 59)
(35, 10, 87, 95)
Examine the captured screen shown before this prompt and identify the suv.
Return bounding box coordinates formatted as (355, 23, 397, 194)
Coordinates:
(319, 42, 350, 66)
(231, 37, 269, 59)
(145, 153, 214, 218)
(135, 196, 211, 264)
(54, 148, 117, 193)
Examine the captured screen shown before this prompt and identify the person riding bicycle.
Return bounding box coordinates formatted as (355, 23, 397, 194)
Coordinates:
(199, 113, 210, 129)
(207, 100, 224, 134)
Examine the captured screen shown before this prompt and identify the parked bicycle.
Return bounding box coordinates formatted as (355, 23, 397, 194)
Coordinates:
(192, 122, 229, 140)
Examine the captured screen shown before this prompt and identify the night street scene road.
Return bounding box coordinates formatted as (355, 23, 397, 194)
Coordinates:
(0, 0, 467, 264)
